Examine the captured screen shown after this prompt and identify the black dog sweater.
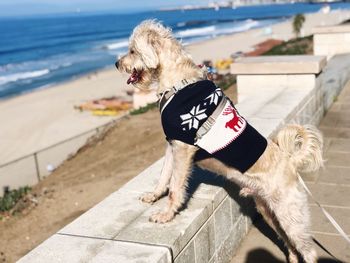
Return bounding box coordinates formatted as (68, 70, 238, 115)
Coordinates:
(161, 80, 267, 173)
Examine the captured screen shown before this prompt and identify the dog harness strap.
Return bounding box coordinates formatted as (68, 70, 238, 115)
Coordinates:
(159, 91, 175, 114)
(159, 79, 198, 113)
(195, 96, 228, 141)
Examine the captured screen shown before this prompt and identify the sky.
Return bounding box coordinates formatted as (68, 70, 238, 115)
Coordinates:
(0, 0, 210, 17)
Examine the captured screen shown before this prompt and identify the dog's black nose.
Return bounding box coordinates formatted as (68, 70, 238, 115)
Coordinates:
(115, 60, 119, 69)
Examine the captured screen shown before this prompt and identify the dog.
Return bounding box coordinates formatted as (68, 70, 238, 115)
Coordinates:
(116, 20, 324, 263)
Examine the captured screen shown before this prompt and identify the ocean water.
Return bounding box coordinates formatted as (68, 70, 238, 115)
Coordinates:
(1, 2, 350, 99)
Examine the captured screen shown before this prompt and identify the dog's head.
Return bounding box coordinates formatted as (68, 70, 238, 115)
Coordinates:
(116, 20, 177, 90)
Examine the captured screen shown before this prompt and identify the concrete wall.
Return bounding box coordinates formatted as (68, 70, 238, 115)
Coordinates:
(313, 25, 350, 59)
(18, 54, 350, 263)
(321, 54, 350, 110)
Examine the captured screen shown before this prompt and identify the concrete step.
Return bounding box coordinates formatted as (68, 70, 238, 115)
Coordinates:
(231, 55, 326, 75)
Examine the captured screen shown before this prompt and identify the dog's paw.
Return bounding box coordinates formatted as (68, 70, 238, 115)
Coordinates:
(140, 192, 159, 204)
(149, 211, 175, 224)
(239, 187, 254, 197)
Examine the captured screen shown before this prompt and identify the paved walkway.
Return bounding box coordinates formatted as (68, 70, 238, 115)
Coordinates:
(231, 82, 350, 263)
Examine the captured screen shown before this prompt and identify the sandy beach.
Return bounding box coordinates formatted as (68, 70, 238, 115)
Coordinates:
(0, 10, 349, 165)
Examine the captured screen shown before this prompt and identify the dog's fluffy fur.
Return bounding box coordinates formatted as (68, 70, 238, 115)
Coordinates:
(117, 20, 324, 263)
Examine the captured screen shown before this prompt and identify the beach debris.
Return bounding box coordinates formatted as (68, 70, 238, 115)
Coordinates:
(215, 58, 233, 70)
(231, 51, 244, 59)
(92, 110, 120, 116)
(75, 96, 132, 116)
(202, 60, 217, 80)
(202, 60, 213, 68)
(46, 164, 55, 172)
(202, 59, 233, 77)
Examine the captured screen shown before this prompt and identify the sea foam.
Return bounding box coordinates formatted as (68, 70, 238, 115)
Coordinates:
(0, 69, 50, 86)
(103, 41, 129, 50)
(176, 26, 216, 38)
(175, 19, 260, 40)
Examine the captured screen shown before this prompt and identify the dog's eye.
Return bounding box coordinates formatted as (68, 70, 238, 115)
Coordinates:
(130, 50, 135, 54)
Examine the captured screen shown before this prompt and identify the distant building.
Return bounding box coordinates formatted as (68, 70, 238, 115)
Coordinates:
(160, 0, 349, 12)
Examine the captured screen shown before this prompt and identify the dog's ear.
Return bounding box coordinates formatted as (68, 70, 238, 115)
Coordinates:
(134, 31, 160, 69)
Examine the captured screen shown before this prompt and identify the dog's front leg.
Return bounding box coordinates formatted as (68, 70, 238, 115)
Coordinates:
(149, 140, 197, 223)
(140, 142, 173, 204)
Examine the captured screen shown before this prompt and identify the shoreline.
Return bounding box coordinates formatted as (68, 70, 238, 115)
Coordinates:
(1, 8, 350, 104)
(0, 65, 115, 104)
(0, 9, 350, 165)
(0, 17, 286, 103)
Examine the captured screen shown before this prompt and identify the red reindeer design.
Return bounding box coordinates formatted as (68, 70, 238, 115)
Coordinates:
(223, 105, 244, 132)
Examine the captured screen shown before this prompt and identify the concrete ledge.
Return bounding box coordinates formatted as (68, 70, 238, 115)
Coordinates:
(313, 25, 350, 34)
(321, 54, 350, 110)
(18, 234, 171, 263)
(313, 25, 350, 59)
(19, 55, 350, 262)
(231, 56, 326, 75)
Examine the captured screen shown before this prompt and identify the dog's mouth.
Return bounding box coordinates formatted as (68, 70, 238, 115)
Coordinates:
(127, 68, 143, 85)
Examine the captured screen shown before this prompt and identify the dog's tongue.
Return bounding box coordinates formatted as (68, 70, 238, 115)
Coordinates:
(127, 69, 139, 85)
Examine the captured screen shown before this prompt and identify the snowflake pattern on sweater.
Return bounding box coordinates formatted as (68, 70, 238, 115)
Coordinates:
(178, 87, 223, 132)
(180, 104, 207, 130)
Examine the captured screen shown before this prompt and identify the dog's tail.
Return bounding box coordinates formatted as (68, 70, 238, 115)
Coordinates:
(275, 124, 324, 173)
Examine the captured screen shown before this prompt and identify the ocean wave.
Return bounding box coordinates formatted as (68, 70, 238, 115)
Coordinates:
(217, 19, 260, 34)
(0, 69, 50, 86)
(103, 40, 129, 50)
(176, 20, 210, 28)
(174, 17, 273, 31)
(175, 19, 263, 40)
(50, 62, 72, 71)
(1, 59, 72, 74)
(177, 22, 186, 27)
(175, 26, 216, 38)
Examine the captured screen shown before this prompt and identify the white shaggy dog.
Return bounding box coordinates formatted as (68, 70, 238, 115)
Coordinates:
(116, 20, 324, 263)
